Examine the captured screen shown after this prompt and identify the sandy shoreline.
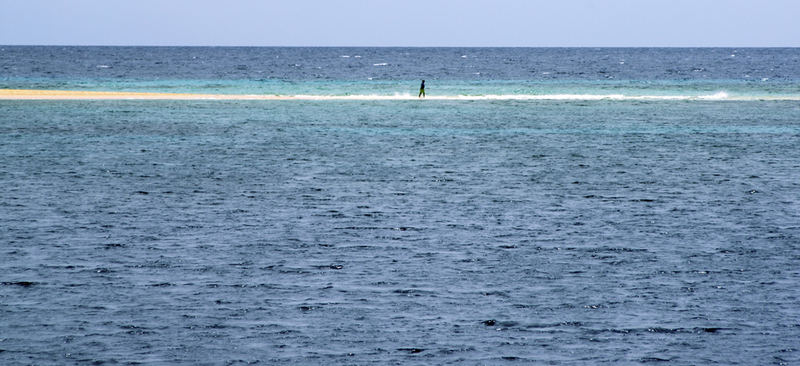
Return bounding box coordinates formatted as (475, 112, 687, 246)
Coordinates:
(0, 89, 297, 100)
(0, 89, 438, 100)
(1, 88, 797, 101)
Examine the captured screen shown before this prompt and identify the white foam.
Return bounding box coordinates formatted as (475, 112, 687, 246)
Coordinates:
(697, 91, 729, 100)
(373, 63, 388, 66)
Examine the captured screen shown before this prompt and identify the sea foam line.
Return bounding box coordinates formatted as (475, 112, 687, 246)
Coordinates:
(2, 89, 798, 101)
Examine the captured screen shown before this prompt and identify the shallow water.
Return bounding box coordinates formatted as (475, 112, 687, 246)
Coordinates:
(2, 47, 800, 364)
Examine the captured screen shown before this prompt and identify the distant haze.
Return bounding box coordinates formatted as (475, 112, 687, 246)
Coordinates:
(1, 0, 798, 47)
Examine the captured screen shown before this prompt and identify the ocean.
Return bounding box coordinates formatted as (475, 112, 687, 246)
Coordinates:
(1, 47, 799, 365)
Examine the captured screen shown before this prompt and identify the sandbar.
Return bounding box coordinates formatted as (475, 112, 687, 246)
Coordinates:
(1, 88, 796, 101)
(0, 89, 294, 100)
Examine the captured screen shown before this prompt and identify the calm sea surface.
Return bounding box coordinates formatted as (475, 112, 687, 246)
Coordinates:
(1, 47, 800, 365)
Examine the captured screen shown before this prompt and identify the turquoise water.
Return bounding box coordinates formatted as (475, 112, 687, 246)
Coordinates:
(3, 77, 800, 100)
(3, 46, 800, 98)
(2, 47, 800, 365)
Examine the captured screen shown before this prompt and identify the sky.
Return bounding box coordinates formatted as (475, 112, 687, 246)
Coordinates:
(1, 0, 798, 47)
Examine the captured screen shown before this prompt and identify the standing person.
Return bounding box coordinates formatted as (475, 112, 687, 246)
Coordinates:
(418, 80, 425, 98)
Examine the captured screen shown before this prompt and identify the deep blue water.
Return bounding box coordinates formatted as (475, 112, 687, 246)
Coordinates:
(1, 47, 800, 365)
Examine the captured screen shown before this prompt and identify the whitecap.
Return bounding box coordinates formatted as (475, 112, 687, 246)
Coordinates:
(354, 55, 361, 58)
(461, 55, 468, 58)
(341, 55, 350, 58)
(96, 65, 111, 69)
(373, 63, 388, 66)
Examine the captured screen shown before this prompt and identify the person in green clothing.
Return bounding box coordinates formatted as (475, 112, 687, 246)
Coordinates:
(418, 80, 425, 98)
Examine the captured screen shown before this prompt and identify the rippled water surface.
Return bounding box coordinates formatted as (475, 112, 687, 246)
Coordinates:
(3, 46, 800, 98)
(2, 99, 799, 365)
(2, 47, 800, 365)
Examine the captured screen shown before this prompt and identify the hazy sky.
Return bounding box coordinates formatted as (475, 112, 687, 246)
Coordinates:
(1, 0, 798, 47)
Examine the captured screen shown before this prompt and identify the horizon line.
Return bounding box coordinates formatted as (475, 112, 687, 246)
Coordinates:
(3, 44, 800, 49)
